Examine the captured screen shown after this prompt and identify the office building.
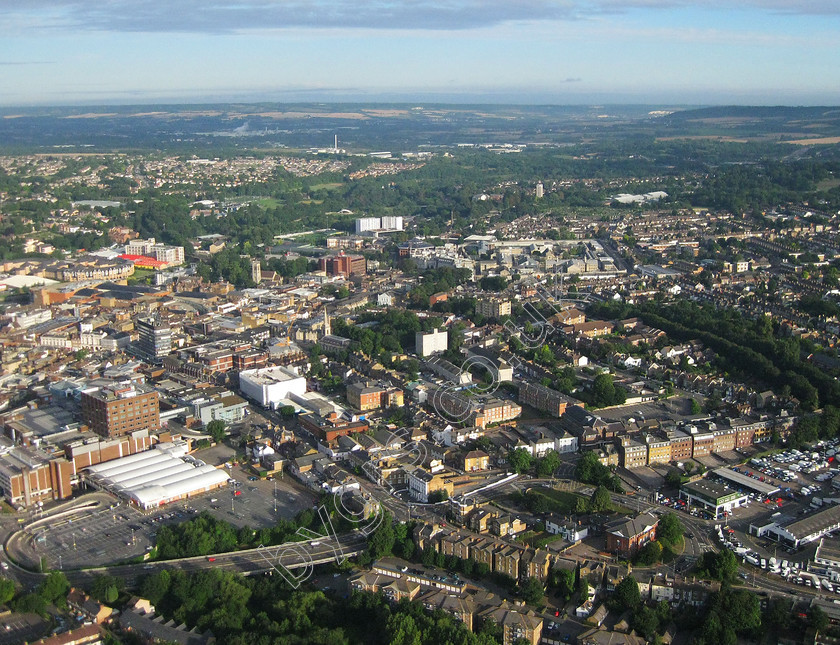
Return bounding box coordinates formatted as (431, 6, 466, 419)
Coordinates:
(80, 383, 161, 438)
(136, 316, 171, 360)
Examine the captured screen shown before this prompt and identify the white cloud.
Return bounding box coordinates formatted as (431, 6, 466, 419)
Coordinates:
(1, 0, 837, 37)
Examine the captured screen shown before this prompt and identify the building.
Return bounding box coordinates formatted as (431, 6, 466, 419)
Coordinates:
(473, 399, 522, 429)
(518, 382, 582, 418)
(416, 328, 448, 357)
(476, 298, 512, 319)
(691, 432, 714, 457)
(355, 216, 404, 233)
(668, 430, 693, 462)
(619, 438, 648, 469)
(346, 382, 404, 411)
(80, 383, 160, 438)
(750, 504, 840, 549)
(239, 365, 307, 409)
(319, 253, 366, 277)
(679, 479, 749, 520)
(0, 446, 74, 507)
(478, 602, 543, 645)
(136, 316, 172, 360)
(85, 442, 229, 509)
(711, 467, 779, 497)
(545, 517, 588, 543)
(605, 513, 659, 557)
(407, 466, 455, 502)
(646, 435, 671, 465)
(463, 450, 490, 472)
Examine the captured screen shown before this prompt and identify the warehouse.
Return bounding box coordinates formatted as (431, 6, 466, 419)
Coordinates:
(84, 442, 228, 509)
(750, 504, 840, 549)
(712, 467, 780, 497)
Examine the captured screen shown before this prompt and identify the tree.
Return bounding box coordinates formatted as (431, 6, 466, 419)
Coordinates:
(614, 575, 641, 610)
(206, 420, 226, 444)
(536, 450, 561, 478)
(576, 577, 589, 600)
(657, 513, 684, 547)
(368, 511, 396, 559)
(690, 398, 702, 414)
(507, 448, 535, 474)
(809, 605, 829, 635)
(589, 486, 612, 513)
(520, 577, 544, 605)
(90, 574, 124, 604)
(0, 577, 14, 605)
(635, 540, 663, 566)
(39, 571, 69, 606)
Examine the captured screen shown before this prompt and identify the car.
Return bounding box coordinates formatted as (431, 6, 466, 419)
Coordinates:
(685, 533, 694, 539)
(248, 476, 258, 481)
(207, 557, 216, 562)
(310, 541, 321, 547)
(234, 490, 242, 496)
(0, 562, 8, 570)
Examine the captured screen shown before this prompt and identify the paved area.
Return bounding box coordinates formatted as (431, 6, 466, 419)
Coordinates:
(11, 462, 318, 570)
(0, 613, 48, 645)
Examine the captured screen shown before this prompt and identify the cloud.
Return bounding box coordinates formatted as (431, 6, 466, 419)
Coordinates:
(1, 0, 837, 36)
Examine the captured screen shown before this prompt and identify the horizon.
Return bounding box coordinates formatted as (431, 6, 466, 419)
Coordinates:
(2, 1, 840, 108)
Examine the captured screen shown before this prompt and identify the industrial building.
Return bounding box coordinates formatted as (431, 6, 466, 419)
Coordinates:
(750, 504, 840, 549)
(711, 467, 780, 497)
(84, 442, 229, 509)
(239, 365, 307, 409)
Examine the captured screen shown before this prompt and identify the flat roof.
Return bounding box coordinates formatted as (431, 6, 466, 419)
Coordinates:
(682, 479, 745, 504)
(713, 467, 780, 496)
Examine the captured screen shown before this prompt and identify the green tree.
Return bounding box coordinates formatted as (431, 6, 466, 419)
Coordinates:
(536, 450, 561, 478)
(690, 398, 702, 414)
(520, 577, 545, 605)
(39, 571, 69, 607)
(614, 575, 641, 610)
(635, 540, 663, 566)
(368, 511, 396, 559)
(0, 577, 14, 605)
(206, 420, 226, 443)
(589, 486, 612, 513)
(576, 577, 589, 600)
(507, 448, 535, 474)
(809, 605, 829, 635)
(657, 513, 684, 547)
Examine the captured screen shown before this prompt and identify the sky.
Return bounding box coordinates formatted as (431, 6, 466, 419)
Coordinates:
(1, 0, 839, 107)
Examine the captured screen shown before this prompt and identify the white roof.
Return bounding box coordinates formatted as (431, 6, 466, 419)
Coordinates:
(84, 443, 227, 509)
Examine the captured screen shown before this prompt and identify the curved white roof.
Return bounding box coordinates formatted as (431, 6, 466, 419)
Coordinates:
(110, 462, 193, 489)
(84, 444, 228, 509)
(89, 452, 174, 480)
(129, 469, 229, 507)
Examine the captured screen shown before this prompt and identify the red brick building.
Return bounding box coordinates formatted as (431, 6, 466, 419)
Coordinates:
(319, 253, 366, 277)
(605, 513, 659, 557)
(80, 383, 160, 438)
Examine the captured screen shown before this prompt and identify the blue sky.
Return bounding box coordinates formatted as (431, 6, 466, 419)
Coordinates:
(1, 1, 839, 106)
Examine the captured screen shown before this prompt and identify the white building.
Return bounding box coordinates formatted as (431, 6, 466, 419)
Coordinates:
(355, 217, 381, 234)
(239, 365, 307, 409)
(355, 216, 404, 233)
(416, 329, 448, 357)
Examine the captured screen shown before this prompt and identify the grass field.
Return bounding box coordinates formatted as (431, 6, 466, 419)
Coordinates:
(127, 267, 155, 285)
(310, 182, 343, 191)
